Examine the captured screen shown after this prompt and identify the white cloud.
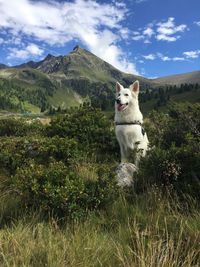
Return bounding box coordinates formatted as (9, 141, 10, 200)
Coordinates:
(194, 21, 200, 27)
(161, 56, 171, 61)
(0, 0, 138, 74)
(156, 17, 187, 42)
(27, 44, 44, 56)
(172, 57, 185, 61)
(135, 0, 147, 3)
(0, 37, 4, 44)
(183, 50, 200, 59)
(158, 53, 186, 62)
(112, 1, 126, 8)
(143, 54, 156, 60)
(8, 43, 44, 60)
(143, 27, 154, 38)
(132, 25, 154, 43)
(119, 27, 130, 39)
(156, 34, 178, 42)
(132, 17, 187, 43)
(132, 31, 140, 35)
(132, 35, 144, 41)
(144, 39, 151, 44)
(142, 52, 186, 62)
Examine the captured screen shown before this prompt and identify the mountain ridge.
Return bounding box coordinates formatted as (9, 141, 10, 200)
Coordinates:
(3, 46, 200, 85)
(1, 46, 199, 85)
(153, 70, 200, 85)
(0, 46, 199, 113)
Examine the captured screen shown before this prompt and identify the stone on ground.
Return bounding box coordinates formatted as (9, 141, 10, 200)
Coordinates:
(116, 163, 137, 187)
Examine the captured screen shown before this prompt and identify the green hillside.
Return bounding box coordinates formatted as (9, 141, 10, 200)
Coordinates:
(0, 68, 83, 113)
(0, 46, 199, 114)
(154, 70, 200, 85)
(140, 83, 200, 114)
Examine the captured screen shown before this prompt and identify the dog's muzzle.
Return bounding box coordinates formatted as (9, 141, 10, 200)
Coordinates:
(116, 99, 128, 112)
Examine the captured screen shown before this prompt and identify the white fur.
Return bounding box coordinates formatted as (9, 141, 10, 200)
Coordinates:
(115, 80, 149, 166)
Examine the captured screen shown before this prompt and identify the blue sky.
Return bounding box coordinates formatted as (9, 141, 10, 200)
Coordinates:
(0, 0, 200, 78)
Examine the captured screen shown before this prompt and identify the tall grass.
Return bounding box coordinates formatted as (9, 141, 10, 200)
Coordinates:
(0, 183, 199, 267)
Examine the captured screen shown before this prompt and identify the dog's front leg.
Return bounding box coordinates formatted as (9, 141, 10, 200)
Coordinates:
(135, 142, 147, 167)
(135, 150, 143, 168)
(120, 144, 129, 163)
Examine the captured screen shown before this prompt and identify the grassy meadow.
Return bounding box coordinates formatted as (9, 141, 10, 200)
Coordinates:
(0, 103, 199, 266)
(0, 183, 199, 267)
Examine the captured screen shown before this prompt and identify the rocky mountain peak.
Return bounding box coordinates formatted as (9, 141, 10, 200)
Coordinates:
(45, 54, 54, 60)
(73, 45, 80, 52)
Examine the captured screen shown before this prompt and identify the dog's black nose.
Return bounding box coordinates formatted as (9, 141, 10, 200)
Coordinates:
(116, 99, 120, 104)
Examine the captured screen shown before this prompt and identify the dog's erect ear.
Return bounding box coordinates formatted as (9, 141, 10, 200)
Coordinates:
(130, 80, 140, 94)
(116, 82, 122, 92)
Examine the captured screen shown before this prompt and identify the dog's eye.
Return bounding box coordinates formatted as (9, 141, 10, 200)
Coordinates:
(124, 94, 129, 96)
(118, 93, 121, 96)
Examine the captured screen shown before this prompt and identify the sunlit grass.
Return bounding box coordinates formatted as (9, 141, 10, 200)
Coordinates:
(0, 179, 199, 267)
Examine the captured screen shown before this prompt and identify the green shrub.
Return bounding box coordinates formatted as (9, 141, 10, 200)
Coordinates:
(47, 105, 118, 159)
(12, 160, 118, 218)
(0, 118, 43, 137)
(0, 136, 78, 174)
(147, 102, 200, 148)
(137, 103, 200, 200)
(1, 102, 199, 217)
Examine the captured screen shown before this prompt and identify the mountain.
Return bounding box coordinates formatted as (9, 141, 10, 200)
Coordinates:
(0, 46, 155, 113)
(17, 46, 154, 88)
(17, 60, 40, 69)
(0, 46, 199, 113)
(0, 64, 8, 69)
(154, 71, 200, 85)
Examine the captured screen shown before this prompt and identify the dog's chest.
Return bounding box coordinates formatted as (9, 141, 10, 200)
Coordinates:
(115, 125, 142, 144)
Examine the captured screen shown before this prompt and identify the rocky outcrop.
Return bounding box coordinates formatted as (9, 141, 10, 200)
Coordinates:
(116, 163, 137, 187)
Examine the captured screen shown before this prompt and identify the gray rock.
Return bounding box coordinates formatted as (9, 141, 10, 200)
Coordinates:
(116, 163, 137, 187)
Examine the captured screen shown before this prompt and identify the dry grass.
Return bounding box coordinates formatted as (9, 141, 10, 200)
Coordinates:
(0, 189, 199, 267)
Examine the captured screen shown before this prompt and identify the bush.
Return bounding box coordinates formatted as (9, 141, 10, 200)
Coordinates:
(0, 108, 120, 218)
(147, 102, 200, 148)
(13, 160, 119, 218)
(0, 136, 78, 174)
(137, 103, 200, 200)
(0, 118, 43, 137)
(2, 102, 199, 217)
(46, 105, 118, 159)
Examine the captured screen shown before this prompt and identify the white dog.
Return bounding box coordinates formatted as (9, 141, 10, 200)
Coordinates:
(115, 80, 149, 167)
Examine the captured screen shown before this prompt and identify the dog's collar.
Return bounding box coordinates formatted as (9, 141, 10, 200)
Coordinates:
(115, 120, 142, 126)
(115, 120, 146, 136)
